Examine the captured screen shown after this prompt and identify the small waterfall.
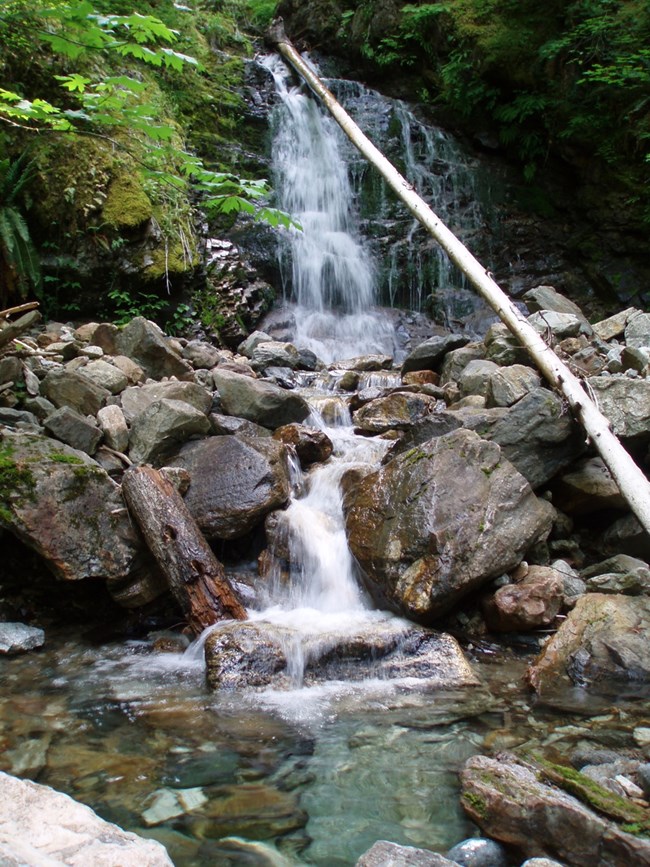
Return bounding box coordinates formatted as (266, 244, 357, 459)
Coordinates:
(262, 55, 396, 362)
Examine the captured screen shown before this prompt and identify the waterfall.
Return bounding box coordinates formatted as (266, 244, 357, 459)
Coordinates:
(262, 55, 397, 362)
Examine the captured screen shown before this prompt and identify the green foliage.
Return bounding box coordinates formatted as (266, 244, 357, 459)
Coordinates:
(0, 153, 42, 302)
(245, 0, 278, 29)
(107, 287, 192, 335)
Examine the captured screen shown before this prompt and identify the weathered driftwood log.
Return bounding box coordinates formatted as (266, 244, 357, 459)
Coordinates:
(268, 19, 650, 537)
(0, 309, 41, 349)
(122, 466, 247, 634)
(0, 301, 39, 320)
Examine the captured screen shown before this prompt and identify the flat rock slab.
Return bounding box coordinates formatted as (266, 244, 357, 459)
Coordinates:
(460, 754, 650, 865)
(0, 771, 173, 866)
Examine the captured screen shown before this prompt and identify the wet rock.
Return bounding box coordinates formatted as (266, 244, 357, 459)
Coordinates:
(114, 316, 194, 381)
(335, 354, 393, 371)
(586, 375, 650, 439)
(186, 783, 307, 840)
(97, 404, 129, 453)
(552, 456, 625, 514)
(445, 837, 510, 867)
(352, 392, 444, 434)
(204, 617, 478, 690)
(142, 787, 208, 826)
(263, 366, 298, 389)
(168, 435, 290, 539)
(0, 622, 45, 655)
(0, 771, 173, 865)
(200, 837, 295, 866)
(214, 368, 310, 428)
(581, 554, 650, 595)
(486, 364, 540, 407)
(273, 423, 333, 467)
(128, 398, 210, 465)
(43, 406, 102, 455)
(41, 368, 110, 416)
(528, 593, 650, 694)
(356, 840, 456, 866)
(345, 429, 553, 621)
(401, 334, 469, 374)
(0, 429, 142, 584)
(78, 359, 129, 394)
(121, 381, 213, 424)
(484, 388, 585, 489)
(481, 565, 564, 632)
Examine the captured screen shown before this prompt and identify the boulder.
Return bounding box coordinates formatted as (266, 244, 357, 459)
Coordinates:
(0, 429, 142, 584)
(592, 307, 638, 342)
(523, 285, 591, 330)
(401, 334, 469, 374)
(78, 359, 129, 395)
(334, 354, 393, 371)
(110, 354, 146, 385)
(0, 771, 173, 866)
(204, 616, 479, 689)
(167, 435, 290, 539)
(586, 375, 650, 439)
(458, 359, 500, 398)
(356, 840, 457, 866)
(487, 364, 541, 408)
(114, 317, 194, 381)
(0, 623, 45, 655)
(481, 565, 564, 632)
(581, 554, 650, 596)
(97, 404, 129, 453)
(128, 399, 211, 466)
(209, 413, 271, 438)
(552, 456, 626, 514)
(43, 406, 102, 455)
(625, 310, 650, 350)
(273, 423, 333, 467)
(181, 339, 222, 369)
(250, 340, 302, 371)
(120, 381, 213, 424)
(213, 368, 310, 428)
(460, 753, 650, 865)
(344, 428, 553, 621)
(527, 310, 583, 340)
(445, 837, 510, 867)
(41, 369, 109, 416)
(439, 342, 486, 384)
(483, 324, 528, 367)
(528, 593, 650, 694)
(484, 388, 585, 489)
(352, 392, 444, 434)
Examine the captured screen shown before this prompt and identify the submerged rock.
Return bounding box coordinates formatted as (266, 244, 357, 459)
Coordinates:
(0, 771, 173, 866)
(356, 839, 456, 865)
(344, 428, 553, 621)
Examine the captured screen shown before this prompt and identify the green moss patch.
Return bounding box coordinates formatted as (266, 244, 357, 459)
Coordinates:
(102, 172, 153, 230)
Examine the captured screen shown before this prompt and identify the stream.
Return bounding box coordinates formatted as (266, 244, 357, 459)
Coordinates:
(1, 53, 649, 867)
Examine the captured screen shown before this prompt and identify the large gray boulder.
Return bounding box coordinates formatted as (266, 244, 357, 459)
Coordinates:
(43, 406, 102, 455)
(0, 771, 173, 866)
(460, 753, 650, 866)
(41, 369, 109, 416)
(114, 317, 194, 381)
(213, 368, 310, 428)
(401, 334, 469, 374)
(483, 387, 585, 489)
(352, 392, 444, 434)
(586, 375, 650, 439)
(128, 398, 211, 466)
(0, 429, 143, 585)
(528, 593, 650, 694)
(168, 435, 291, 539)
(344, 428, 553, 621)
(121, 380, 213, 423)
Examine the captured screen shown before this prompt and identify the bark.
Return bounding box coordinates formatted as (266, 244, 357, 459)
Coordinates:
(122, 466, 247, 634)
(0, 301, 39, 320)
(268, 20, 650, 538)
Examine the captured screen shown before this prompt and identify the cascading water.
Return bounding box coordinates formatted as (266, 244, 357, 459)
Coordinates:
(262, 55, 397, 362)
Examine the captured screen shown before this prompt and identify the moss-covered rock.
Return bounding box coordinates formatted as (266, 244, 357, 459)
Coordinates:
(102, 172, 153, 230)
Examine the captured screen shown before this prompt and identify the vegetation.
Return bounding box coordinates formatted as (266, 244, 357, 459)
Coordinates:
(0, 0, 288, 317)
(342, 0, 650, 220)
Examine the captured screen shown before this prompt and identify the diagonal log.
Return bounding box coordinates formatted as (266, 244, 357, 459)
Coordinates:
(122, 466, 247, 634)
(268, 19, 650, 537)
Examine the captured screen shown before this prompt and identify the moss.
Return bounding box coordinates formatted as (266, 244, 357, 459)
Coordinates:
(48, 452, 84, 465)
(102, 172, 153, 230)
(0, 443, 36, 524)
(532, 755, 650, 836)
(462, 791, 488, 818)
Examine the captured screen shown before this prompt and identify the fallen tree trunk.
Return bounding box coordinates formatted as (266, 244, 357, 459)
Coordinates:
(0, 309, 41, 350)
(268, 19, 650, 537)
(122, 466, 247, 634)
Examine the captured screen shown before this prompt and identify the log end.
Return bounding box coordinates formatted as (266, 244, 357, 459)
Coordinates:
(266, 17, 288, 48)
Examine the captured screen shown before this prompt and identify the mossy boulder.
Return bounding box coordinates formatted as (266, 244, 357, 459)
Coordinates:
(102, 172, 153, 230)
